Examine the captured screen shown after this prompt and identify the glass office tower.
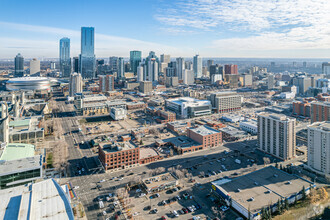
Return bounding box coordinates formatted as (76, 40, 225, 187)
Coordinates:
(80, 27, 96, 78)
(59, 37, 71, 77)
(14, 53, 24, 77)
(130, 50, 142, 74)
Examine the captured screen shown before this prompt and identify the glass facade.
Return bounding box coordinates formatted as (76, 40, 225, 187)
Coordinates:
(130, 50, 141, 74)
(14, 53, 24, 77)
(0, 168, 41, 189)
(59, 37, 71, 77)
(80, 27, 95, 78)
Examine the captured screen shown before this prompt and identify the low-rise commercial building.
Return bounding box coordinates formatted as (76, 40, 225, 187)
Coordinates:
(0, 143, 42, 189)
(156, 136, 202, 154)
(239, 120, 258, 135)
(211, 166, 314, 220)
(98, 141, 140, 171)
(9, 117, 44, 143)
(165, 97, 212, 119)
(142, 173, 178, 193)
(187, 125, 222, 148)
(0, 178, 74, 220)
(219, 126, 247, 141)
(167, 121, 191, 133)
(110, 107, 127, 120)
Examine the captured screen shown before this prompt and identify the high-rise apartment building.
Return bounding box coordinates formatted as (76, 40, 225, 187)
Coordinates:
(267, 74, 275, 89)
(242, 74, 253, 87)
(176, 57, 185, 80)
(224, 64, 238, 75)
(307, 121, 330, 178)
(69, 72, 82, 97)
(209, 64, 224, 78)
(145, 58, 158, 82)
(160, 54, 170, 63)
(130, 50, 141, 74)
(193, 55, 202, 78)
(209, 92, 242, 113)
(293, 76, 312, 95)
(322, 62, 330, 76)
(137, 64, 144, 82)
(183, 69, 194, 85)
(257, 113, 296, 160)
(29, 58, 40, 75)
(59, 37, 71, 77)
(109, 56, 119, 73)
(207, 60, 214, 71)
(99, 75, 114, 92)
(311, 102, 330, 123)
(80, 27, 95, 78)
(14, 53, 24, 77)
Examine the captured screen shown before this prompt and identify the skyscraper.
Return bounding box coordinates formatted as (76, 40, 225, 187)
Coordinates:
(109, 56, 119, 73)
(145, 58, 158, 82)
(176, 57, 185, 80)
(209, 64, 224, 78)
(118, 57, 124, 79)
(193, 55, 202, 78)
(267, 74, 275, 89)
(59, 37, 71, 77)
(14, 53, 24, 77)
(160, 54, 170, 63)
(224, 64, 238, 75)
(322, 62, 330, 77)
(73, 57, 79, 73)
(137, 64, 144, 82)
(130, 50, 141, 74)
(69, 72, 82, 96)
(80, 27, 95, 78)
(29, 58, 40, 75)
(207, 59, 214, 71)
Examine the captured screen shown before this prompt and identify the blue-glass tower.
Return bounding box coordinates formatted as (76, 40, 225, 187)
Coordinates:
(59, 37, 71, 77)
(80, 27, 95, 78)
(130, 50, 142, 74)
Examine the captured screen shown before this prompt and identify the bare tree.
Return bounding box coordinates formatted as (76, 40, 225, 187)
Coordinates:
(199, 171, 205, 177)
(263, 157, 271, 166)
(168, 167, 175, 174)
(176, 165, 183, 170)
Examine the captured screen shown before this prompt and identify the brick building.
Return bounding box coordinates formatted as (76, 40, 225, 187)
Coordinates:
(311, 101, 330, 123)
(187, 125, 222, 148)
(292, 101, 311, 118)
(224, 64, 238, 75)
(98, 141, 140, 171)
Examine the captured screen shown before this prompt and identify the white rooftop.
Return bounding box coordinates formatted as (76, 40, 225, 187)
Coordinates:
(0, 179, 74, 220)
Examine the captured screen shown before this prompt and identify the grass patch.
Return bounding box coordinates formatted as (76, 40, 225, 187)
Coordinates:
(46, 152, 54, 168)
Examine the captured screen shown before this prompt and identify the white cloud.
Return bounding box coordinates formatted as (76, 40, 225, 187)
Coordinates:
(0, 21, 192, 58)
(156, 0, 330, 55)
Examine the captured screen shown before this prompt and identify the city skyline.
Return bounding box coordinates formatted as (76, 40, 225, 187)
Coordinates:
(1, 0, 330, 59)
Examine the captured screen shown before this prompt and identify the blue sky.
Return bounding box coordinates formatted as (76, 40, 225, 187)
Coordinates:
(1, 0, 330, 59)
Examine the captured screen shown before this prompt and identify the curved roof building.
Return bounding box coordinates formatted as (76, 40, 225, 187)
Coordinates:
(6, 77, 51, 91)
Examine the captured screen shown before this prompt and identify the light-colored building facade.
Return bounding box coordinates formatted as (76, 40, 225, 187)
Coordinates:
(307, 121, 330, 178)
(110, 107, 127, 120)
(193, 54, 202, 78)
(239, 120, 258, 135)
(165, 97, 212, 119)
(258, 113, 296, 160)
(69, 72, 82, 97)
(29, 58, 40, 75)
(209, 91, 242, 113)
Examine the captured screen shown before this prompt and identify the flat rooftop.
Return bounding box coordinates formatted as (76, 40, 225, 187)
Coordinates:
(0, 155, 42, 176)
(212, 166, 312, 213)
(143, 172, 177, 189)
(0, 178, 74, 220)
(140, 147, 159, 159)
(308, 121, 330, 132)
(0, 143, 35, 161)
(99, 141, 137, 153)
(258, 112, 295, 121)
(189, 125, 220, 136)
(157, 136, 200, 149)
(167, 121, 190, 128)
